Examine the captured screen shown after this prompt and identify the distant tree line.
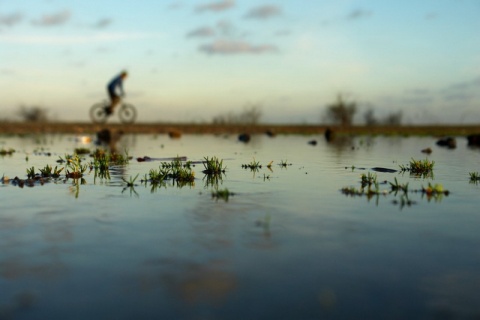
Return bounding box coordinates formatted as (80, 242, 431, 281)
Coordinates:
(324, 95, 402, 126)
(17, 105, 49, 122)
(212, 103, 262, 125)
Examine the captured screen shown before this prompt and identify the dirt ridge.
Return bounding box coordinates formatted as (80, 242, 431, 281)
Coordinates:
(1, 122, 480, 136)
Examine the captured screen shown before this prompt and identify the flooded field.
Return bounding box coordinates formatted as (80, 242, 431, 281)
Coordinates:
(1, 132, 480, 319)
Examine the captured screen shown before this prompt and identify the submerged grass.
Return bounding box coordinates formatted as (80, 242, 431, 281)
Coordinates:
(469, 172, 480, 183)
(212, 188, 234, 202)
(242, 158, 262, 170)
(399, 158, 435, 177)
(39, 164, 64, 178)
(202, 156, 226, 175)
(0, 148, 15, 156)
(361, 172, 377, 187)
(341, 164, 449, 208)
(140, 157, 195, 188)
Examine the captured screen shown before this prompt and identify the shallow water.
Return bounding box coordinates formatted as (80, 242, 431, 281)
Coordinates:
(1, 133, 480, 319)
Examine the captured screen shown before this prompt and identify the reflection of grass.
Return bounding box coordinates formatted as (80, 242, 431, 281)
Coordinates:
(203, 173, 224, 188)
(122, 174, 139, 187)
(70, 178, 86, 199)
(212, 188, 234, 202)
(390, 177, 408, 194)
(122, 174, 139, 197)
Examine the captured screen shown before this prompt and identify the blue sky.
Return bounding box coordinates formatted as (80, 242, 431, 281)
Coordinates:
(1, 0, 479, 124)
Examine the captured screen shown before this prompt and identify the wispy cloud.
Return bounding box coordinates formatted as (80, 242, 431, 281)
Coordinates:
(320, 8, 373, 26)
(168, 2, 184, 10)
(0, 12, 23, 27)
(93, 18, 113, 29)
(444, 76, 480, 92)
(199, 39, 277, 55)
(32, 10, 71, 27)
(216, 20, 235, 36)
(0, 32, 156, 45)
(186, 26, 215, 38)
(0, 68, 15, 75)
(403, 88, 434, 105)
(274, 29, 291, 37)
(346, 9, 373, 21)
(186, 20, 237, 38)
(245, 5, 282, 20)
(443, 92, 473, 102)
(405, 88, 430, 95)
(196, 0, 235, 13)
(441, 76, 480, 103)
(473, 77, 480, 86)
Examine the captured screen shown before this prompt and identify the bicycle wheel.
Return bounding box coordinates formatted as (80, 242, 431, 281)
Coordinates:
(118, 103, 137, 124)
(90, 102, 108, 124)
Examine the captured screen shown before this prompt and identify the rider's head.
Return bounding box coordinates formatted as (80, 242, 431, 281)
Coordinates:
(120, 70, 128, 79)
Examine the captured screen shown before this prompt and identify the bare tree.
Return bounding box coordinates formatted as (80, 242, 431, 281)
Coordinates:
(383, 111, 403, 125)
(17, 105, 49, 122)
(213, 103, 262, 125)
(324, 95, 356, 126)
(363, 108, 403, 126)
(364, 108, 378, 126)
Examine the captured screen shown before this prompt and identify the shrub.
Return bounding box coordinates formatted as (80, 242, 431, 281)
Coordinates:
(324, 95, 356, 126)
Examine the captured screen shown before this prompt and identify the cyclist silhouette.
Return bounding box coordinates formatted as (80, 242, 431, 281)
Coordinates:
(107, 71, 128, 115)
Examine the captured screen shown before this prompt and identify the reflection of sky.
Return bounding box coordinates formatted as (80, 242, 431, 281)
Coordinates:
(1, 134, 480, 318)
(1, 1, 480, 124)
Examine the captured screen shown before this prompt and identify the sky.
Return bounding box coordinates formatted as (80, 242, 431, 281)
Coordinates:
(1, 0, 479, 124)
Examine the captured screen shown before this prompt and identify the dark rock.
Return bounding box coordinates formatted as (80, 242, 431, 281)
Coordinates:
(265, 130, 276, 137)
(324, 127, 334, 142)
(238, 133, 250, 143)
(436, 137, 456, 149)
(96, 128, 111, 144)
(421, 147, 432, 154)
(371, 167, 397, 173)
(467, 134, 480, 146)
(168, 130, 182, 139)
(137, 156, 152, 162)
(308, 140, 317, 146)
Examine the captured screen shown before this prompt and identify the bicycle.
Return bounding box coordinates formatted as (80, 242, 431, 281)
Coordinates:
(89, 100, 137, 124)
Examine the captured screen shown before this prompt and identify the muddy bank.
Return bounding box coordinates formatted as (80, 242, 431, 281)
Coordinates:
(1, 121, 480, 136)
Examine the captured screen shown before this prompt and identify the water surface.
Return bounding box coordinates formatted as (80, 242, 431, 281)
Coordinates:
(1, 133, 479, 319)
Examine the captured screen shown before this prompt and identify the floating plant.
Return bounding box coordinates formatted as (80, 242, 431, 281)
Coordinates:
(279, 160, 292, 168)
(242, 158, 262, 170)
(212, 188, 234, 202)
(389, 177, 409, 194)
(66, 154, 88, 179)
(469, 172, 480, 184)
(0, 148, 15, 156)
(399, 158, 435, 178)
(360, 172, 377, 187)
(39, 164, 64, 178)
(202, 156, 226, 175)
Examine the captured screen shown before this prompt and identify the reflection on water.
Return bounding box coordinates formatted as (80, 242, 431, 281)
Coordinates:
(1, 133, 480, 319)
